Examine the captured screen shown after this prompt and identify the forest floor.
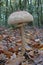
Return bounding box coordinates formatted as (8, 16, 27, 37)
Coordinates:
(0, 26, 43, 65)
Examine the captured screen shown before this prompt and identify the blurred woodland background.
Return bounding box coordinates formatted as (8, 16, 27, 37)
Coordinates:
(0, 0, 43, 27)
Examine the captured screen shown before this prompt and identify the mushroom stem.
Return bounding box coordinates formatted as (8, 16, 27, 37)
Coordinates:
(20, 24, 25, 55)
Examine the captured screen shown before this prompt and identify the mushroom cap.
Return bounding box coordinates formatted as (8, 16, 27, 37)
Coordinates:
(8, 11, 33, 25)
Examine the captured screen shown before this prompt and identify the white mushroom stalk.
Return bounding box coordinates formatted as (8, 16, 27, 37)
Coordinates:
(8, 11, 33, 54)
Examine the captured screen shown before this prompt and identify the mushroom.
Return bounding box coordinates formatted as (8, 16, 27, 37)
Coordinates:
(8, 11, 33, 54)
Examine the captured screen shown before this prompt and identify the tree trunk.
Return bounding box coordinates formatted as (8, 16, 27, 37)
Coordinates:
(23, 0, 27, 10)
(40, 0, 42, 26)
(35, 0, 38, 27)
(37, 0, 40, 27)
(0, 0, 1, 25)
(19, 0, 22, 10)
(10, 0, 13, 12)
(5, 0, 8, 27)
(27, 0, 29, 5)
